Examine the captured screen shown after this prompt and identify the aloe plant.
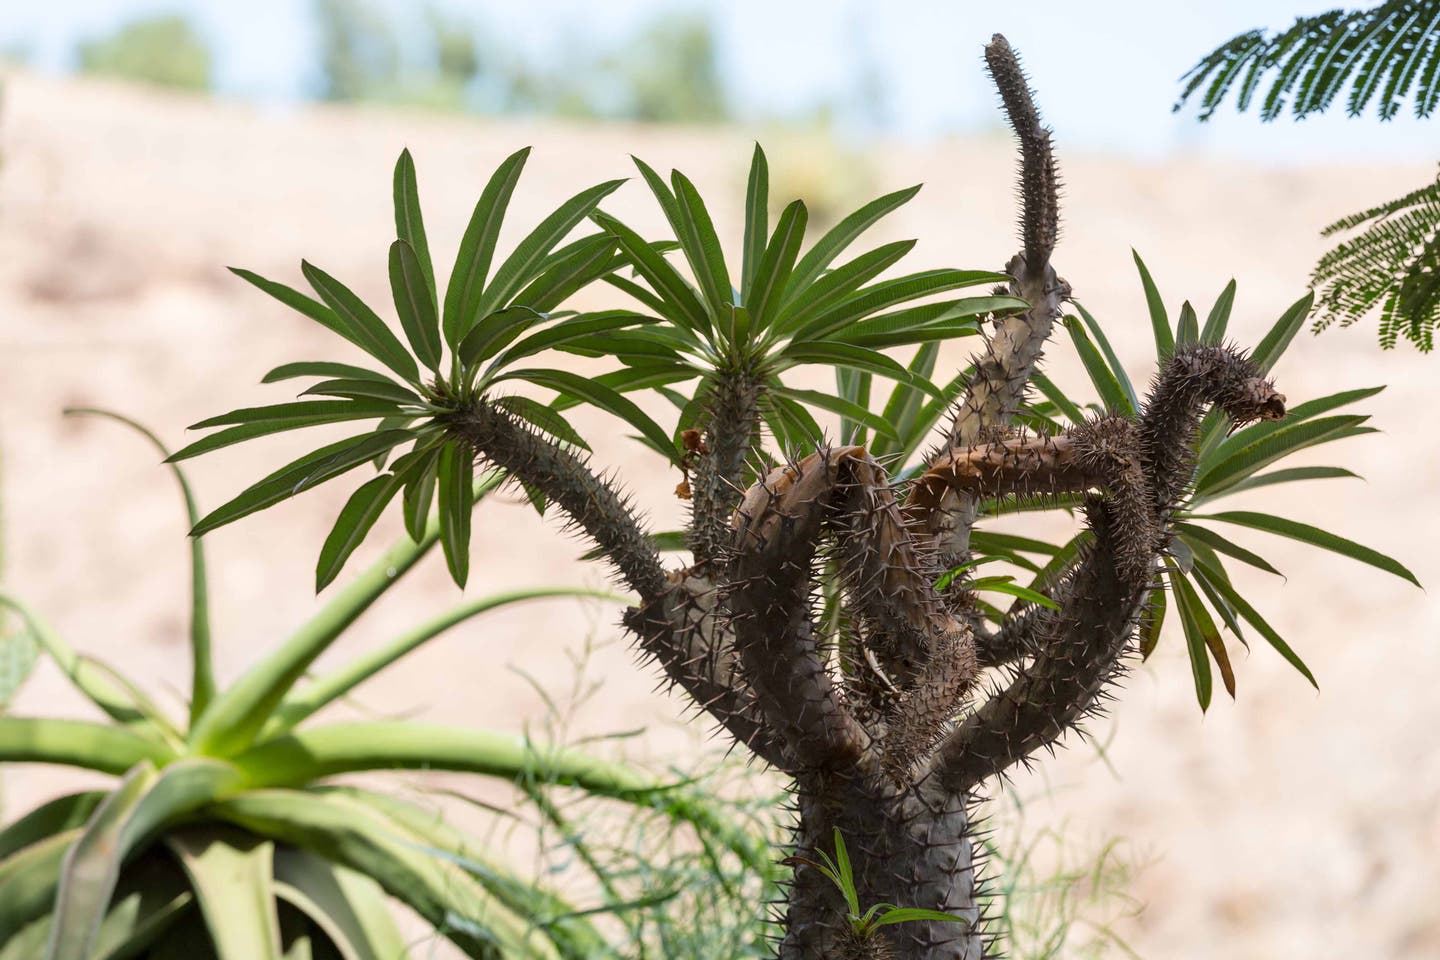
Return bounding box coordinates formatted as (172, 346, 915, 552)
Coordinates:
(25, 30, 1420, 960)
(0, 410, 772, 959)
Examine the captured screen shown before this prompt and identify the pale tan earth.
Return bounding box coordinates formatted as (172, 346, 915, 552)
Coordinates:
(0, 72, 1436, 957)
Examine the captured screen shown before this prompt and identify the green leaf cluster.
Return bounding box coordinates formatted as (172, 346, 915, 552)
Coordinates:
(189, 145, 1015, 589)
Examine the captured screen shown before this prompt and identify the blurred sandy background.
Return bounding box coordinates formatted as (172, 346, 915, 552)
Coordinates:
(1, 7, 1439, 956)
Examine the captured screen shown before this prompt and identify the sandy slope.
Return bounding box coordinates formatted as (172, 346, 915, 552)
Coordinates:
(1, 72, 1437, 957)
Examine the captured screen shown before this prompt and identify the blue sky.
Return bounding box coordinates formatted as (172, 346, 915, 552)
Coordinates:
(4, 0, 1436, 164)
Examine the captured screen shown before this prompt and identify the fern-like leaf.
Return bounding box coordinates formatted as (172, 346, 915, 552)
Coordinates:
(1176, 1, 1440, 121)
(1310, 171, 1440, 350)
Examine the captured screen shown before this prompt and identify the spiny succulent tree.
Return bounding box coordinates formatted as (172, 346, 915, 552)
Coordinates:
(1176, 0, 1440, 350)
(167, 34, 1415, 959)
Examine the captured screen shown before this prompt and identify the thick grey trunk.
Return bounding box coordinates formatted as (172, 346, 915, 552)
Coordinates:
(781, 775, 985, 959)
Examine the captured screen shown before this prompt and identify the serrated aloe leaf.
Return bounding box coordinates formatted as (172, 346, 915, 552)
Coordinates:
(443, 146, 531, 348)
(165, 828, 282, 960)
(272, 848, 408, 960)
(437, 443, 474, 589)
(393, 148, 435, 296)
(389, 239, 442, 371)
(45, 762, 159, 960)
(0, 793, 104, 863)
(301, 261, 419, 384)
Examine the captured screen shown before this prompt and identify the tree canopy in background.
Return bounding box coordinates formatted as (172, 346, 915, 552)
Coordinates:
(76, 15, 212, 92)
(1176, 0, 1440, 351)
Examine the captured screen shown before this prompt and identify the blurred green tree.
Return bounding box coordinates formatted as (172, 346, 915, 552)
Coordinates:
(75, 15, 211, 92)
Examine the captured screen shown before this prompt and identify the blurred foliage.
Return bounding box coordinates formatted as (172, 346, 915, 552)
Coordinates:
(310, 0, 731, 123)
(763, 122, 877, 228)
(75, 15, 212, 92)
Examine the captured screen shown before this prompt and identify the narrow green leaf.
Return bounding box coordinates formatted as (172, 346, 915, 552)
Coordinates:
(1201, 279, 1237, 344)
(1074, 303, 1138, 411)
(1190, 551, 1318, 688)
(300, 379, 422, 405)
(670, 170, 733, 318)
(1223, 465, 1360, 495)
(1063, 315, 1135, 415)
(1195, 415, 1368, 498)
(1251, 290, 1315, 373)
(1174, 521, 1281, 576)
(741, 144, 768, 298)
(773, 386, 897, 440)
(400, 447, 441, 543)
(792, 269, 1008, 344)
(1194, 510, 1420, 586)
(496, 368, 676, 463)
(786, 184, 921, 299)
(493, 395, 590, 450)
(191, 431, 413, 537)
(1167, 565, 1213, 710)
(389, 239, 442, 371)
(512, 234, 618, 314)
(478, 178, 627, 319)
(392, 148, 435, 297)
(1138, 584, 1167, 660)
(592, 211, 710, 335)
(261, 362, 397, 385)
(1176, 300, 1200, 346)
(779, 342, 940, 398)
(747, 200, 808, 330)
(776, 240, 918, 333)
(301, 261, 419, 384)
(872, 342, 939, 459)
(456, 305, 547, 367)
(316, 474, 405, 592)
(1031, 372, 1087, 425)
(190, 400, 402, 431)
(437, 444, 474, 589)
(442, 146, 530, 348)
(1133, 249, 1173, 357)
(229, 268, 355, 346)
(494, 311, 655, 368)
